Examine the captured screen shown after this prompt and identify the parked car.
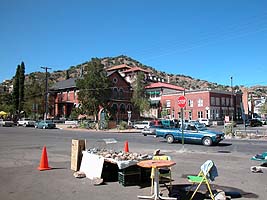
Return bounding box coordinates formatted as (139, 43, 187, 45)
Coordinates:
(156, 122, 224, 146)
(198, 118, 212, 127)
(0, 119, 14, 127)
(245, 119, 263, 127)
(133, 121, 152, 129)
(34, 120, 56, 129)
(141, 125, 164, 136)
(17, 118, 36, 127)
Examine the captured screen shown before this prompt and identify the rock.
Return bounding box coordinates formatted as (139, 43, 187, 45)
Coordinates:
(92, 177, 103, 185)
(73, 171, 86, 178)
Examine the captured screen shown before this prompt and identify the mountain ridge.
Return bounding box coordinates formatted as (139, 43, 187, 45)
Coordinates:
(1, 55, 267, 97)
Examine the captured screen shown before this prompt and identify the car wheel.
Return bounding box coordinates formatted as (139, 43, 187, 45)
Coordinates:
(34, 125, 38, 129)
(42, 125, 46, 129)
(134, 126, 138, 129)
(166, 134, 174, 144)
(143, 134, 147, 136)
(23, 123, 27, 127)
(202, 137, 212, 146)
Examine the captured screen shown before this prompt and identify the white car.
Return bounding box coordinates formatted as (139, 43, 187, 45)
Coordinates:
(17, 118, 36, 127)
(198, 118, 211, 127)
(0, 119, 14, 127)
(133, 121, 152, 129)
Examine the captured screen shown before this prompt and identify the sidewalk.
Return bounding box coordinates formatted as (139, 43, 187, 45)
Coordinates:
(56, 123, 141, 133)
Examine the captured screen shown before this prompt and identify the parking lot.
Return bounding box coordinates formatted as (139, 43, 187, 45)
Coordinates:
(0, 126, 267, 200)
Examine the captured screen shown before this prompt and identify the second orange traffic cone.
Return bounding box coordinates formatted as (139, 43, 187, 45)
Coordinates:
(38, 146, 51, 171)
(124, 140, 129, 152)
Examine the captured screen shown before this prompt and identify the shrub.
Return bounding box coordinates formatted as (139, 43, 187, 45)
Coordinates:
(119, 121, 128, 130)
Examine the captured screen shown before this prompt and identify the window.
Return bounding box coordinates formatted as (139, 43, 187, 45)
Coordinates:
(113, 88, 118, 98)
(119, 88, 123, 98)
(198, 111, 203, 118)
(119, 104, 126, 114)
(188, 100, 193, 107)
(67, 91, 69, 101)
(216, 97, 220, 106)
(206, 110, 209, 119)
(211, 97, 215, 106)
(113, 77, 117, 83)
(197, 99, 203, 107)
(221, 97, 226, 106)
(74, 90, 76, 100)
(111, 103, 118, 114)
(166, 100, 171, 108)
(171, 110, 175, 119)
(189, 111, 192, 120)
(127, 104, 132, 111)
(226, 98, 230, 106)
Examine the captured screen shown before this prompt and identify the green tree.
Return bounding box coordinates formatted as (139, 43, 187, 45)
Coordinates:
(0, 92, 13, 113)
(131, 72, 150, 115)
(259, 101, 267, 115)
(12, 65, 20, 112)
(23, 74, 45, 119)
(76, 58, 111, 121)
(12, 62, 25, 114)
(19, 62, 25, 111)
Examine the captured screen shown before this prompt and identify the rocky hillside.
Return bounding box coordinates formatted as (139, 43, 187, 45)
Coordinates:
(2, 55, 267, 96)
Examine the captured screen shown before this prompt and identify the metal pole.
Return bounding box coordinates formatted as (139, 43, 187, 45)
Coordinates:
(181, 107, 184, 151)
(230, 76, 234, 136)
(182, 89, 185, 151)
(41, 67, 51, 121)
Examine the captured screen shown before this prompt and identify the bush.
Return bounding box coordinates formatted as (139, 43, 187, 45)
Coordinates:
(119, 121, 128, 130)
(224, 123, 234, 136)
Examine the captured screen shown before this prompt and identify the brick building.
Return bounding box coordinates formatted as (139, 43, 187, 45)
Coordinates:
(160, 88, 243, 122)
(49, 71, 138, 122)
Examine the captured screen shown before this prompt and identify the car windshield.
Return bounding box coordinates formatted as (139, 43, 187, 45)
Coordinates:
(195, 123, 207, 130)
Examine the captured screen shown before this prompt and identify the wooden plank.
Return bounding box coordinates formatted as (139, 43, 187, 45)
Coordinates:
(71, 139, 86, 171)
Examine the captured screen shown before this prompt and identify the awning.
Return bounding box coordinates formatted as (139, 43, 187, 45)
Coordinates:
(147, 91, 160, 95)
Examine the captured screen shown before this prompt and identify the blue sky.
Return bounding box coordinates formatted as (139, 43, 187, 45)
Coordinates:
(1, 0, 267, 87)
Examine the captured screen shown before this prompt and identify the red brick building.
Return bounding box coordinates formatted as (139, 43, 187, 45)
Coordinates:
(49, 71, 138, 122)
(160, 88, 243, 122)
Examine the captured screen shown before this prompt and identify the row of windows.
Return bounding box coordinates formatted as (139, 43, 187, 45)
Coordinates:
(210, 97, 231, 106)
(111, 103, 133, 114)
(166, 97, 232, 108)
(58, 87, 129, 101)
(59, 90, 78, 101)
(166, 98, 204, 108)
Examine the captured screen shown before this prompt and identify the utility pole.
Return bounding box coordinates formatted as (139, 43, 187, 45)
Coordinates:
(230, 76, 233, 120)
(41, 67, 51, 121)
(230, 76, 234, 136)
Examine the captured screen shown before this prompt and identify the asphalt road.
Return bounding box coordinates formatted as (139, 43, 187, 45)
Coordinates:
(0, 126, 267, 200)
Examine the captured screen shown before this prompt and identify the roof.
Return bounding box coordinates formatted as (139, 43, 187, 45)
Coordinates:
(145, 82, 184, 91)
(106, 64, 132, 71)
(50, 78, 78, 90)
(123, 66, 150, 74)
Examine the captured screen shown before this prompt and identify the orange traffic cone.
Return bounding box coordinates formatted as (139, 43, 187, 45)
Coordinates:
(124, 140, 129, 153)
(38, 146, 51, 171)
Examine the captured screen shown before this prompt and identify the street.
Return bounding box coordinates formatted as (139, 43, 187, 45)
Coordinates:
(0, 126, 267, 200)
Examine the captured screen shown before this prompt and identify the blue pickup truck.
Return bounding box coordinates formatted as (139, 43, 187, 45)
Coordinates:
(155, 122, 224, 146)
